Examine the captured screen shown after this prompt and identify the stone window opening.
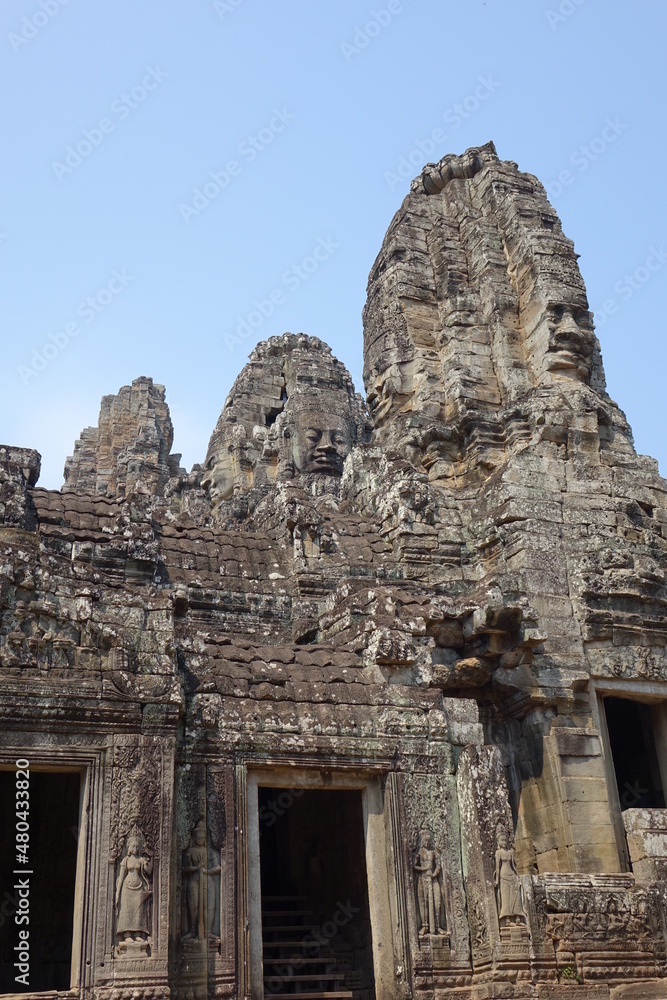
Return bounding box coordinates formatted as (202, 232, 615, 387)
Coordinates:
(0, 768, 83, 995)
(603, 696, 666, 811)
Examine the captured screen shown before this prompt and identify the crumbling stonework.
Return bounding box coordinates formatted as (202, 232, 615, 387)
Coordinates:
(2, 143, 667, 999)
(64, 376, 182, 498)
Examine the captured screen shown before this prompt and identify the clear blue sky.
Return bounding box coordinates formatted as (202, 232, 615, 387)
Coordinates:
(2, 0, 666, 488)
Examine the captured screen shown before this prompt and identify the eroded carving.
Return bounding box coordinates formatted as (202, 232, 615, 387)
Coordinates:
(115, 828, 153, 956)
(494, 824, 525, 926)
(182, 818, 221, 944)
(413, 828, 447, 937)
(4, 140, 667, 1000)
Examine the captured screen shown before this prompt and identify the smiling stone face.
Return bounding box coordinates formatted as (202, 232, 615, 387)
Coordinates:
(523, 298, 597, 383)
(201, 446, 234, 504)
(202, 334, 370, 507)
(292, 412, 353, 476)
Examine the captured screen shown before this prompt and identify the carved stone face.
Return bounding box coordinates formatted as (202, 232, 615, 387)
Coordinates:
(194, 826, 206, 847)
(201, 447, 234, 504)
(292, 412, 353, 476)
(126, 836, 140, 856)
(525, 301, 596, 382)
(545, 303, 596, 378)
(497, 828, 508, 849)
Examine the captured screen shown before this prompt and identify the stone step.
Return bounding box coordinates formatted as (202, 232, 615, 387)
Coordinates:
(264, 958, 335, 967)
(262, 993, 353, 999)
(263, 974, 345, 983)
(262, 896, 308, 903)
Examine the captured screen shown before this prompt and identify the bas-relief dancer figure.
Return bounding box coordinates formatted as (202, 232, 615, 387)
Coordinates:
(413, 829, 446, 937)
(493, 826, 525, 925)
(115, 832, 153, 950)
(183, 818, 221, 941)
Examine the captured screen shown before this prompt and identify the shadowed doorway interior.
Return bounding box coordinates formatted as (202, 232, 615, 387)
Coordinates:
(0, 770, 81, 994)
(604, 697, 665, 810)
(258, 787, 375, 1000)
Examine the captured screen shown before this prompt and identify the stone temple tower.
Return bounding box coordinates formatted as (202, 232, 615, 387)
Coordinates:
(1, 144, 667, 999)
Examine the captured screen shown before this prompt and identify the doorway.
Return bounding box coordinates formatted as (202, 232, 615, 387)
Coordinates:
(258, 787, 375, 1000)
(0, 769, 81, 994)
(604, 696, 665, 810)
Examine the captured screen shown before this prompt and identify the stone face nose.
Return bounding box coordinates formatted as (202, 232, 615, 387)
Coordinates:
(556, 310, 583, 335)
(317, 432, 338, 452)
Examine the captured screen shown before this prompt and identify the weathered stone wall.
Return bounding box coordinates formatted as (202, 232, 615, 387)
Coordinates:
(1, 144, 667, 999)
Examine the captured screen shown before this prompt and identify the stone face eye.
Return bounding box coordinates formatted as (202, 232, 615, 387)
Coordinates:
(551, 304, 565, 322)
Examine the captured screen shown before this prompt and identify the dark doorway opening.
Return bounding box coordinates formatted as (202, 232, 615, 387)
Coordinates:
(258, 787, 375, 1000)
(0, 770, 81, 994)
(604, 697, 665, 809)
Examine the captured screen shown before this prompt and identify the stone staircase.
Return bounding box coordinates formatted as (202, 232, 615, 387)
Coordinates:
(262, 895, 353, 999)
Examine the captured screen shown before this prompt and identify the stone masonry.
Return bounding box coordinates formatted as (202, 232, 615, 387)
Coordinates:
(1, 143, 667, 1000)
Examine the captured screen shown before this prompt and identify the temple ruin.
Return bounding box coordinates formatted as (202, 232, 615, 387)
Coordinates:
(2, 142, 667, 999)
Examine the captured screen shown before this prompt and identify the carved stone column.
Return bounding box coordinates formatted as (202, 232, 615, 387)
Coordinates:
(103, 733, 175, 996)
(457, 744, 532, 982)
